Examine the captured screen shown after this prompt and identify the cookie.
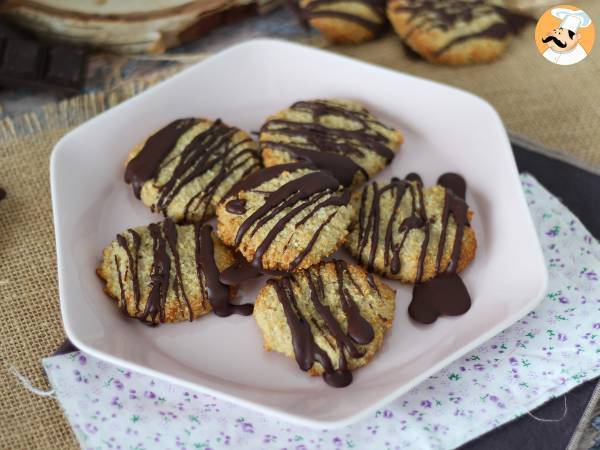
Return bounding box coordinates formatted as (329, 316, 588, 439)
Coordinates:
(254, 260, 396, 387)
(345, 173, 477, 283)
(216, 162, 353, 274)
(259, 99, 403, 187)
(387, 0, 525, 65)
(97, 219, 253, 325)
(297, 0, 387, 44)
(124, 118, 261, 223)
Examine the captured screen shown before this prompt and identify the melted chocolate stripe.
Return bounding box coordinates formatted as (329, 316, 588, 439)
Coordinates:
(261, 100, 395, 186)
(143, 222, 172, 323)
(334, 260, 375, 344)
(393, 0, 533, 57)
(233, 171, 339, 247)
(116, 230, 142, 312)
(269, 262, 376, 387)
(408, 173, 472, 324)
(225, 162, 313, 200)
(162, 219, 193, 321)
(114, 255, 127, 311)
(195, 224, 253, 317)
(125, 118, 197, 198)
(302, 0, 386, 33)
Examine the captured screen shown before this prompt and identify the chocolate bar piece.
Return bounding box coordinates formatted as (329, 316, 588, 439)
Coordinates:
(0, 26, 87, 92)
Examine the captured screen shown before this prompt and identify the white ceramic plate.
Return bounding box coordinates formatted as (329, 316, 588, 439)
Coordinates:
(51, 39, 548, 428)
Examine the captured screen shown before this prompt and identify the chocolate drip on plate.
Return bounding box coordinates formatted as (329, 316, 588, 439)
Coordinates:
(195, 224, 253, 317)
(268, 262, 375, 387)
(408, 173, 472, 324)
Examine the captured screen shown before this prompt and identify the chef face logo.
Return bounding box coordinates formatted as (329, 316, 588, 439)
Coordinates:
(535, 5, 595, 66)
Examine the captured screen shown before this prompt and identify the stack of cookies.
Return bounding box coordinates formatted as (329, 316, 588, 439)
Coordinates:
(292, 0, 533, 65)
(97, 98, 477, 387)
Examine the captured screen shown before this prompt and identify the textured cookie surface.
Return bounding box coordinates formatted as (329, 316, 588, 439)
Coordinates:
(97, 220, 251, 325)
(124, 118, 261, 223)
(387, 0, 515, 65)
(216, 163, 353, 273)
(259, 99, 403, 187)
(298, 0, 387, 44)
(254, 260, 396, 386)
(345, 176, 477, 283)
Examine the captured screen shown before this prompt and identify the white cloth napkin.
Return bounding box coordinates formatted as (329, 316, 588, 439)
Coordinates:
(43, 174, 600, 450)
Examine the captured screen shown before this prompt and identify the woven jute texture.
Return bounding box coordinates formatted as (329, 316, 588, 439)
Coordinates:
(1, 3, 600, 447)
(0, 71, 177, 450)
(333, 0, 600, 174)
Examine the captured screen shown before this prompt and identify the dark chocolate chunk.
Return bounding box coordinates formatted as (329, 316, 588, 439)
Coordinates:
(0, 23, 87, 93)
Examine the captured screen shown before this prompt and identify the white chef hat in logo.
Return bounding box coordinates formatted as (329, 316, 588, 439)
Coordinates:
(551, 8, 592, 33)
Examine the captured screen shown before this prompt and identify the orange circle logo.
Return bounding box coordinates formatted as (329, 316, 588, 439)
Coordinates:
(535, 5, 595, 65)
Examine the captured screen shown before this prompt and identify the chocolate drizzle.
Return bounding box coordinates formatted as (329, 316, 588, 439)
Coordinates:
(195, 224, 253, 317)
(0, 187, 5, 202)
(125, 118, 260, 221)
(260, 100, 396, 186)
(124, 118, 197, 198)
(268, 261, 375, 387)
(356, 176, 428, 276)
(112, 219, 250, 325)
(299, 0, 387, 35)
(408, 173, 472, 324)
(354, 173, 472, 324)
(222, 163, 350, 281)
(393, 0, 534, 56)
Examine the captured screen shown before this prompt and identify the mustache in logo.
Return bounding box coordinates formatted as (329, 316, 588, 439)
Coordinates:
(542, 35, 567, 48)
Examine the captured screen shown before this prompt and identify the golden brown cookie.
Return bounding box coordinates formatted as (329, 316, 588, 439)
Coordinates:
(254, 260, 396, 387)
(345, 174, 477, 283)
(259, 99, 403, 187)
(124, 118, 261, 223)
(297, 0, 387, 44)
(387, 0, 529, 65)
(97, 219, 252, 325)
(216, 163, 353, 273)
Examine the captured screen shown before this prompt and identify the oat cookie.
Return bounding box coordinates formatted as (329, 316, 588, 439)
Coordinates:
(254, 260, 396, 386)
(298, 0, 387, 44)
(216, 163, 353, 273)
(387, 0, 529, 65)
(345, 174, 477, 283)
(125, 118, 261, 223)
(259, 99, 403, 187)
(97, 219, 252, 325)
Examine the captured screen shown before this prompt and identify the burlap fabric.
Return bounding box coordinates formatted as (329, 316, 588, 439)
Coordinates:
(0, 73, 175, 450)
(1, 3, 599, 447)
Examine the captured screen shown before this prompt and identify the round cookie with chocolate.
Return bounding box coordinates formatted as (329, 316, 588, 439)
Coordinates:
(254, 260, 396, 387)
(216, 163, 353, 274)
(345, 174, 477, 283)
(297, 0, 387, 44)
(97, 219, 253, 325)
(125, 118, 261, 223)
(259, 99, 403, 187)
(387, 0, 528, 65)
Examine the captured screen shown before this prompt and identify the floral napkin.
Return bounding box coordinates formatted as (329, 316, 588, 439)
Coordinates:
(43, 174, 600, 450)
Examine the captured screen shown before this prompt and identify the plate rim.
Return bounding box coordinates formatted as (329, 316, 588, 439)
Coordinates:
(50, 37, 549, 429)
